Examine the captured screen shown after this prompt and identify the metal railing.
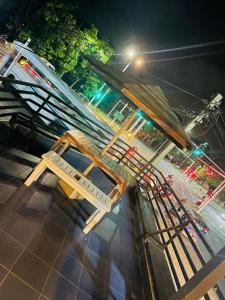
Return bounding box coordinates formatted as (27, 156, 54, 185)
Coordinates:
(0, 76, 224, 299)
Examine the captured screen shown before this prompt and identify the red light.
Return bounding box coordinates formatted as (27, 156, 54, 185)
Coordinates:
(30, 69, 39, 77)
(127, 147, 135, 156)
(207, 191, 213, 198)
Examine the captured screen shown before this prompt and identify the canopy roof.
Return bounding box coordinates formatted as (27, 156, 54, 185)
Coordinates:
(88, 58, 191, 148)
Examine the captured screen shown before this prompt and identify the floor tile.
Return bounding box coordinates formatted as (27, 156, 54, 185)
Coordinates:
(0, 182, 17, 205)
(76, 288, 93, 300)
(28, 232, 60, 266)
(78, 266, 105, 300)
(40, 218, 66, 245)
(104, 285, 126, 300)
(107, 264, 129, 295)
(88, 234, 109, 261)
(43, 270, 77, 300)
(0, 264, 7, 282)
(12, 250, 50, 292)
(0, 230, 23, 269)
(84, 248, 107, 280)
(49, 206, 71, 231)
(61, 237, 86, 264)
(54, 249, 82, 285)
(0, 273, 39, 300)
(2, 214, 38, 246)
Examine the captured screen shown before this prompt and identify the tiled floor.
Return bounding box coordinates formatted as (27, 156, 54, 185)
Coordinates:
(0, 125, 144, 300)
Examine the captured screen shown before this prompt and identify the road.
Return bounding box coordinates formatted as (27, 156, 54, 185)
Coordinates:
(156, 159, 225, 254)
(125, 136, 225, 255)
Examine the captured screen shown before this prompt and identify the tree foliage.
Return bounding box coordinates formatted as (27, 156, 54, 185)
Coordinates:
(3, 0, 113, 91)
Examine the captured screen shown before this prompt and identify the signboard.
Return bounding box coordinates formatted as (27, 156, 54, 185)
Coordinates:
(113, 111, 125, 121)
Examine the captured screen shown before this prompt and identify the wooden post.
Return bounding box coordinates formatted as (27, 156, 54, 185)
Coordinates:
(82, 110, 137, 176)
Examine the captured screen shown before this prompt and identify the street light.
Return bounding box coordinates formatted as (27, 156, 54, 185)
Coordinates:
(125, 46, 136, 59)
(91, 46, 143, 107)
(135, 58, 144, 67)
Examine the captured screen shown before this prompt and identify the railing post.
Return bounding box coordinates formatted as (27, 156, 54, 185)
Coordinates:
(32, 94, 51, 122)
(169, 246, 225, 300)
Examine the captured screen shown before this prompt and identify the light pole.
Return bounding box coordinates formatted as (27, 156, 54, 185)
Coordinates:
(107, 99, 124, 117)
(91, 47, 140, 107)
(88, 83, 106, 105)
(110, 102, 129, 124)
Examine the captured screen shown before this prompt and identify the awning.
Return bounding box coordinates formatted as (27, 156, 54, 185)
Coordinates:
(87, 57, 191, 148)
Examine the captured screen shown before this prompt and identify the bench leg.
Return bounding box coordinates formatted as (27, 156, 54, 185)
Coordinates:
(58, 142, 70, 156)
(24, 161, 46, 187)
(83, 209, 105, 234)
(50, 137, 63, 152)
(85, 209, 100, 225)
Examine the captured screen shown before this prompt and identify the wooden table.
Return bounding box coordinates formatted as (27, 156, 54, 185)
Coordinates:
(51, 129, 133, 203)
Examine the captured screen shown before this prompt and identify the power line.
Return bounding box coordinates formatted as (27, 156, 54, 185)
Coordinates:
(114, 39, 225, 56)
(142, 49, 225, 64)
(212, 126, 225, 151)
(143, 70, 205, 102)
(194, 126, 213, 138)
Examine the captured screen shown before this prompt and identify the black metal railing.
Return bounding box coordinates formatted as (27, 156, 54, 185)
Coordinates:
(0, 76, 224, 299)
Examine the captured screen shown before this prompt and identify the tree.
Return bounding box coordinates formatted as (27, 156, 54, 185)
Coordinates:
(67, 25, 113, 97)
(18, 1, 82, 74)
(17, 0, 113, 93)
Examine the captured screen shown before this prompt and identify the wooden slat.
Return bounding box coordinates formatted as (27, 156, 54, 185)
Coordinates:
(43, 151, 111, 212)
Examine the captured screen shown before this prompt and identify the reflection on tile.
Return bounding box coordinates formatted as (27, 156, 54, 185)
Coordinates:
(0, 230, 23, 269)
(108, 264, 128, 295)
(40, 218, 66, 245)
(25, 191, 52, 212)
(79, 266, 105, 300)
(43, 270, 77, 300)
(104, 285, 126, 300)
(76, 288, 93, 300)
(61, 237, 86, 264)
(12, 250, 50, 292)
(2, 214, 38, 246)
(54, 249, 82, 285)
(0, 273, 39, 300)
(88, 233, 109, 261)
(50, 206, 71, 231)
(28, 232, 59, 265)
(84, 248, 107, 280)
(0, 183, 17, 205)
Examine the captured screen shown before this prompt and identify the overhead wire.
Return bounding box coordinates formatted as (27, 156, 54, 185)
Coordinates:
(142, 70, 205, 102)
(142, 49, 225, 64)
(114, 39, 225, 56)
(211, 126, 225, 151)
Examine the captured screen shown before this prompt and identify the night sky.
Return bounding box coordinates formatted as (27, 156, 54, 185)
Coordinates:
(77, 0, 225, 168)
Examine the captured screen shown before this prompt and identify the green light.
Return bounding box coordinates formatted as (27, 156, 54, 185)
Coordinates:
(193, 148, 204, 156)
(96, 92, 101, 99)
(147, 120, 152, 125)
(137, 111, 144, 118)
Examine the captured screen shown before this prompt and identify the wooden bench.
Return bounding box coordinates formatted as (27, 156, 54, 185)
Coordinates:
(51, 129, 133, 203)
(24, 151, 111, 234)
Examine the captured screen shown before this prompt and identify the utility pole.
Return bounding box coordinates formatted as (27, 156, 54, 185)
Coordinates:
(150, 93, 223, 166)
